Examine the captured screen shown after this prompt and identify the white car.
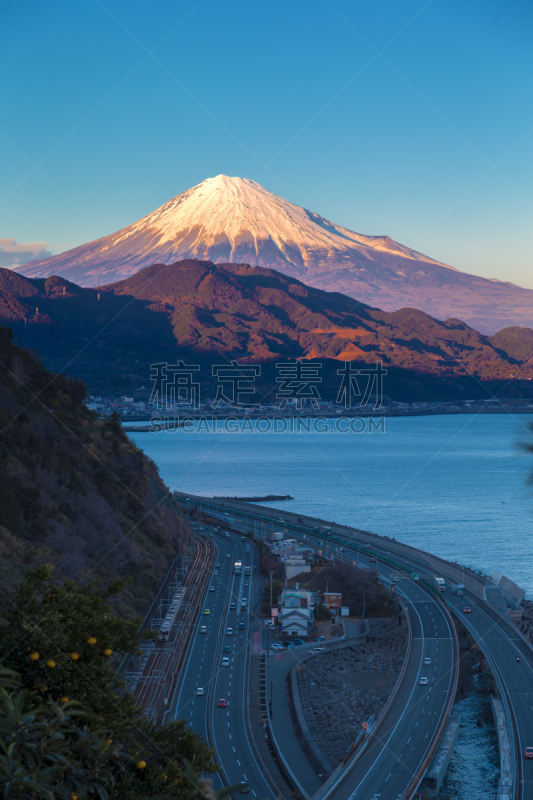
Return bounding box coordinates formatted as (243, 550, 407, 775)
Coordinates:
(311, 647, 325, 653)
(221, 657, 229, 667)
(419, 677, 428, 685)
(271, 643, 283, 651)
(200, 625, 207, 634)
(226, 627, 233, 636)
(423, 657, 432, 666)
(196, 687, 205, 696)
(209, 586, 215, 592)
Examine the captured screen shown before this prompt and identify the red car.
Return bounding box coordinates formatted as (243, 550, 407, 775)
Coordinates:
(525, 747, 533, 759)
(371, 557, 377, 563)
(463, 607, 471, 614)
(218, 699, 227, 708)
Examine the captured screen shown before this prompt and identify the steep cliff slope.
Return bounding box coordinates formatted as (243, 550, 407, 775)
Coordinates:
(0, 326, 187, 614)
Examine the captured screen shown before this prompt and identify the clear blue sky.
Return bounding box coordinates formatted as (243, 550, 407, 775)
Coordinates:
(1, 0, 532, 286)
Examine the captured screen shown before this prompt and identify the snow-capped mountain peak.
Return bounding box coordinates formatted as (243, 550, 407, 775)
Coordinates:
(15, 175, 533, 333)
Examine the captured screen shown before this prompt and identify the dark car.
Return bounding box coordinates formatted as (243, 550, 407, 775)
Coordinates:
(297, 517, 304, 523)
(239, 622, 245, 630)
(463, 607, 471, 614)
(239, 783, 250, 794)
(282, 641, 294, 649)
(293, 639, 305, 645)
(316, 636, 326, 642)
(223, 645, 230, 652)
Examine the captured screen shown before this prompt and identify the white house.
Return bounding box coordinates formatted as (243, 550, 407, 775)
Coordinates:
(279, 589, 315, 637)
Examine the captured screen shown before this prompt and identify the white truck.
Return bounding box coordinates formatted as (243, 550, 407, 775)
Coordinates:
(272, 531, 284, 542)
(451, 582, 465, 596)
(434, 576, 446, 593)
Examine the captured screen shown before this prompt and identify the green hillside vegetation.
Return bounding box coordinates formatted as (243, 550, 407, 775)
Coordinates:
(0, 325, 187, 616)
(0, 566, 218, 799)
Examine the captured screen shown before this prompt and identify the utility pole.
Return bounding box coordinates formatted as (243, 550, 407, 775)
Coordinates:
(270, 571, 274, 616)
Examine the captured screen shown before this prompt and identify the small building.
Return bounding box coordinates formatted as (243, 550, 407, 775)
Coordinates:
(323, 592, 342, 609)
(284, 557, 311, 579)
(279, 589, 315, 636)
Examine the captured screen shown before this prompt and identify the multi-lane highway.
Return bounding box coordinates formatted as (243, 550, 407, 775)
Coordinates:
(167, 525, 275, 800)
(320, 579, 456, 800)
(181, 498, 458, 800)
(186, 494, 533, 800)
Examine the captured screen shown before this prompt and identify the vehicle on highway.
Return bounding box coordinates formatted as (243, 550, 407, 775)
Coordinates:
(214, 570, 218, 576)
(463, 607, 471, 613)
(230, 603, 236, 610)
(225, 533, 230, 538)
(282, 641, 294, 649)
(196, 687, 205, 696)
(209, 586, 215, 592)
(218, 698, 227, 707)
(365, 543, 371, 548)
(204, 609, 211, 615)
(524, 747, 533, 759)
(200, 626, 207, 634)
(239, 622, 245, 629)
(221, 657, 229, 667)
(241, 598, 247, 606)
(226, 627, 233, 636)
(340, 547, 345, 552)
(224, 512, 229, 516)
(223, 645, 230, 652)
(419, 677, 428, 685)
(423, 657, 432, 665)
(241, 537, 246, 542)
(517, 656, 521, 663)
(297, 517, 304, 522)
(371, 557, 377, 563)
(239, 783, 250, 794)
(311, 647, 325, 653)
(316, 636, 326, 642)
(271, 643, 283, 651)
(244, 581, 249, 587)
(293, 638, 305, 645)
(313, 527, 320, 532)
(226, 554, 230, 558)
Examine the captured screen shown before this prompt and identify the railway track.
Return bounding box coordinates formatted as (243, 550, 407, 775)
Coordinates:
(131, 534, 215, 722)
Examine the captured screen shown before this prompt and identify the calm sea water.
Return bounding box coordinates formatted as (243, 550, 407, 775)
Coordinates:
(128, 414, 533, 596)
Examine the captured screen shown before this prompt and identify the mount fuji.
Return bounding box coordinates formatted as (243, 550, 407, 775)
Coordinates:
(16, 175, 533, 334)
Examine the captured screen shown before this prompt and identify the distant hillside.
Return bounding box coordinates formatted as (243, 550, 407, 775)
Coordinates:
(0, 325, 187, 615)
(1, 262, 533, 401)
(15, 175, 533, 334)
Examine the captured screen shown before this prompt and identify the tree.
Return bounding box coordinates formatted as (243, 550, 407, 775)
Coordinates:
(0, 567, 219, 799)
